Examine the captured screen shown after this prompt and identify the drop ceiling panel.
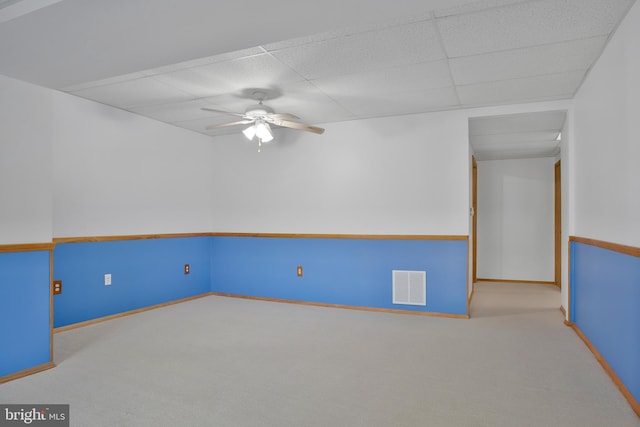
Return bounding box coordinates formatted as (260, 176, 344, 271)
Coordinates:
(470, 110, 566, 160)
(61, 71, 149, 92)
(438, 0, 634, 57)
(22, 0, 631, 145)
(311, 60, 454, 97)
(470, 111, 566, 135)
(69, 77, 194, 109)
(434, 0, 532, 17)
(269, 19, 446, 80)
(471, 131, 560, 145)
(450, 36, 608, 85)
(197, 81, 355, 125)
(148, 70, 235, 99)
(152, 53, 305, 98)
(128, 99, 218, 123)
(172, 115, 241, 136)
(259, 81, 356, 124)
(476, 140, 560, 150)
(333, 86, 459, 117)
(475, 147, 559, 161)
(141, 46, 266, 77)
(458, 70, 585, 105)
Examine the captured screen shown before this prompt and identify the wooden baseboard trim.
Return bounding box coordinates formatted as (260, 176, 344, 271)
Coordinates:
(210, 292, 469, 319)
(568, 322, 640, 417)
(0, 362, 55, 385)
(468, 288, 475, 305)
(560, 305, 566, 316)
(476, 278, 557, 286)
(54, 293, 210, 333)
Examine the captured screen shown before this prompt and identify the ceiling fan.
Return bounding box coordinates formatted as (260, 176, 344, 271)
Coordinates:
(201, 91, 325, 151)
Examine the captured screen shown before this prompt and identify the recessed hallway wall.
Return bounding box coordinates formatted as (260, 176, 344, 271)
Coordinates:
(476, 157, 555, 282)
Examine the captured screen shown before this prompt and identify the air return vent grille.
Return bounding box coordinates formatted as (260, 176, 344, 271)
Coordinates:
(392, 270, 426, 306)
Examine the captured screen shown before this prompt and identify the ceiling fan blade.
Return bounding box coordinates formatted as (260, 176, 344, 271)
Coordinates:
(201, 107, 246, 118)
(265, 113, 300, 121)
(271, 119, 325, 135)
(206, 120, 254, 130)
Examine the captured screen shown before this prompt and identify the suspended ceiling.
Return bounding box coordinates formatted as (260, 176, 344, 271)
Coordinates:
(0, 0, 635, 159)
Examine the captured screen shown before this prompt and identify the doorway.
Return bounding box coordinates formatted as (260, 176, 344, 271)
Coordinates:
(469, 111, 565, 285)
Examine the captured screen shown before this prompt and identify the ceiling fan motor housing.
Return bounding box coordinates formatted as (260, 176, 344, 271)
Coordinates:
(245, 103, 274, 117)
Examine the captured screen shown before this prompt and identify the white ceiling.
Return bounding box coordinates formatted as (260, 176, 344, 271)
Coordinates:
(0, 0, 635, 159)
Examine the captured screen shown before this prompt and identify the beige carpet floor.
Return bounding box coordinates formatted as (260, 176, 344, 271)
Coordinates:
(1, 282, 638, 427)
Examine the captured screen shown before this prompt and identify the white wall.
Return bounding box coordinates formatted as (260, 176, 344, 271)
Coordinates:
(207, 110, 470, 235)
(0, 73, 472, 241)
(560, 112, 573, 312)
(573, 0, 640, 247)
(1, 69, 576, 245)
(476, 158, 555, 282)
(0, 75, 53, 244)
(52, 92, 216, 237)
(0, 73, 217, 241)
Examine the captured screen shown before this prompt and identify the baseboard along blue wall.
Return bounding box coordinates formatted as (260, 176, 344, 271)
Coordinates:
(571, 241, 640, 404)
(0, 251, 51, 377)
(210, 237, 468, 315)
(53, 237, 211, 328)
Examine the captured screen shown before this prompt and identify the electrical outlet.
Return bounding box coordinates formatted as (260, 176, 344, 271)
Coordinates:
(53, 280, 62, 295)
(104, 274, 112, 286)
(184, 264, 190, 275)
(297, 265, 303, 277)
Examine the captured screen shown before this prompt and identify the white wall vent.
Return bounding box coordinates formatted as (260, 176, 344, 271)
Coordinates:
(392, 270, 426, 306)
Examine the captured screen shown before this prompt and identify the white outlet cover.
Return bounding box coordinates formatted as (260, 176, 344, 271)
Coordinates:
(104, 274, 112, 286)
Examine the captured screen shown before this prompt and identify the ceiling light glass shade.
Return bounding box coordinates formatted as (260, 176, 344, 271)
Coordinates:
(255, 121, 274, 142)
(242, 125, 256, 140)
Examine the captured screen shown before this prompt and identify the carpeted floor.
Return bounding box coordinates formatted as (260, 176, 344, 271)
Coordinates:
(1, 282, 638, 427)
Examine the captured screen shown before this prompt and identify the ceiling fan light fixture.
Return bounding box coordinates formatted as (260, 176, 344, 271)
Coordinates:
(242, 125, 256, 140)
(255, 121, 274, 143)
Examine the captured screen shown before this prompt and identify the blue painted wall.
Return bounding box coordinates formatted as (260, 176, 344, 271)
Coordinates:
(210, 237, 468, 315)
(571, 241, 640, 404)
(53, 237, 211, 327)
(0, 250, 51, 377)
(53, 235, 468, 329)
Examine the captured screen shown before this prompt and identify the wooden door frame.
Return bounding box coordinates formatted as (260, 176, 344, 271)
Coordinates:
(472, 156, 478, 284)
(554, 160, 561, 288)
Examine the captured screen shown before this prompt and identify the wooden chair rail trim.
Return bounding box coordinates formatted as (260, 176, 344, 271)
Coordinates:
(53, 233, 212, 243)
(53, 232, 469, 243)
(211, 233, 468, 241)
(570, 236, 640, 258)
(0, 243, 55, 253)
